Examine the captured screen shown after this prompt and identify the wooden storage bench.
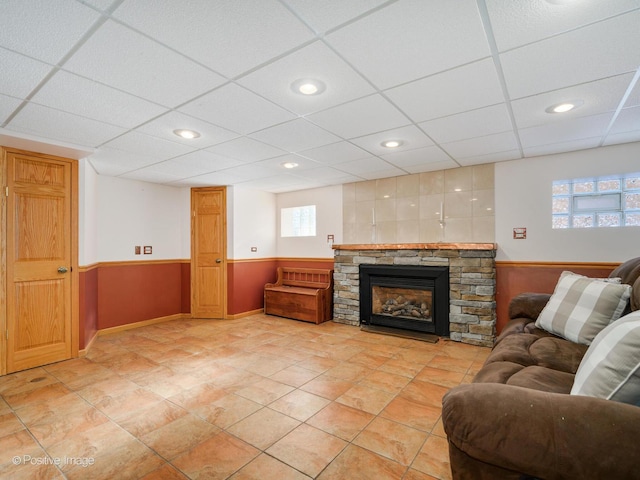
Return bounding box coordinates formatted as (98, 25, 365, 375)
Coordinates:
(264, 267, 334, 324)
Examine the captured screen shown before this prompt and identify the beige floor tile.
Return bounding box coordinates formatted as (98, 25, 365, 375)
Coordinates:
(266, 424, 347, 478)
(299, 374, 355, 400)
(411, 435, 453, 480)
(172, 431, 259, 479)
(317, 444, 407, 480)
(269, 389, 331, 421)
(336, 384, 395, 415)
(0, 315, 485, 480)
(235, 378, 295, 405)
(306, 402, 374, 441)
(139, 413, 220, 460)
(353, 416, 427, 466)
(379, 395, 442, 432)
(229, 453, 311, 480)
(195, 393, 263, 429)
(227, 407, 300, 449)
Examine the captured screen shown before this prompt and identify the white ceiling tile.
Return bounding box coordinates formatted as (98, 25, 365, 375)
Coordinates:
(455, 149, 522, 167)
(335, 157, 406, 179)
(135, 111, 238, 148)
(519, 113, 613, 148)
(179, 83, 296, 135)
(8, 103, 125, 146)
(523, 137, 602, 157)
(114, 0, 314, 77)
(385, 59, 505, 123)
(610, 106, 640, 134)
(325, 0, 490, 89)
(501, 10, 640, 99)
(441, 132, 520, 159)
(31, 70, 168, 128)
(603, 131, 640, 146)
(88, 146, 160, 176)
(381, 145, 453, 169)
(238, 41, 375, 115)
(307, 94, 410, 139)
(153, 151, 245, 176)
(0, 0, 99, 63)
(511, 74, 634, 129)
(205, 137, 287, 163)
(486, 0, 640, 51)
(0, 49, 53, 99)
(281, 0, 389, 33)
(121, 169, 182, 184)
(176, 171, 248, 187)
(220, 163, 283, 181)
(254, 153, 320, 173)
(238, 174, 325, 193)
(298, 141, 371, 165)
(292, 165, 363, 182)
(419, 104, 513, 144)
(250, 118, 341, 152)
(102, 131, 195, 160)
(64, 20, 226, 107)
(0, 95, 22, 124)
(402, 158, 460, 175)
(350, 125, 434, 155)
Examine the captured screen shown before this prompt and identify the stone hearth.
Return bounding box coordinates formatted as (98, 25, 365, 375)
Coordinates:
(332, 243, 497, 347)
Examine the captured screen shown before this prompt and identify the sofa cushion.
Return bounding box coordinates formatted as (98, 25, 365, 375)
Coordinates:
(571, 311, 640, 405)
(535, 271, 631, 345)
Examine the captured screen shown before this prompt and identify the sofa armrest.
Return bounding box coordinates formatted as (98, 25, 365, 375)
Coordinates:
(508, 293, 551, 321)
(442, 383, 640, 480)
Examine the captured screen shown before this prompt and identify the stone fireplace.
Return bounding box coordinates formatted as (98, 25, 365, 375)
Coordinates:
(332, 243, 497, 347)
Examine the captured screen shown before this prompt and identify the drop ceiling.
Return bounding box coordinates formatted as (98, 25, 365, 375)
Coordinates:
(1, 0, 639, 193)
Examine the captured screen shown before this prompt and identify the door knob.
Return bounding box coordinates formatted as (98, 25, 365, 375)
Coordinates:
(57, 266, 69, 273)
(215, 258, 222, 263)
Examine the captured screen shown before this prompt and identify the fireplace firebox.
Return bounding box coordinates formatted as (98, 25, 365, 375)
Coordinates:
(359, 264, 449, 337)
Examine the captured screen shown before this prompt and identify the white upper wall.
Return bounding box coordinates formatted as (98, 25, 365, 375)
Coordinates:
(228, 186, 276, 259)
(94, 175, 190, 263)
(496, 142, 640, 262)
(276, 185, 342, 258)
(78, 159, 99, 265)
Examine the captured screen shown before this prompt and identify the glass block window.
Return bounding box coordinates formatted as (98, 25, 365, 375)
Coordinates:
(281, 205, 316, 237)
(552, 173, 640, 229)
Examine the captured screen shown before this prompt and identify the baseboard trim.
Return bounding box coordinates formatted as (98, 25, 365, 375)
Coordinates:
(78, 331, 99, 357)
(226, 308, 264, 319)
(98, 313, 189, 338)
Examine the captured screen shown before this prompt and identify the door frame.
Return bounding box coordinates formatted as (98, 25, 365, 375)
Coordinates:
(190, 186, 227, 319)
(0, 147, 79, 376)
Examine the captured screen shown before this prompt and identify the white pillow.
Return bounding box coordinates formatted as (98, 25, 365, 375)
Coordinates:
(535, 271, 631, 345)
(571, 310, 640, 405)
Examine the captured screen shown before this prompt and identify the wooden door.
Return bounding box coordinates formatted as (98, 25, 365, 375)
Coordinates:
(3, 148, 78, 374)
(191, 187, 226, 318)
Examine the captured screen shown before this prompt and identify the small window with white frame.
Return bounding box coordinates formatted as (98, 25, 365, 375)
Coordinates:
(552, 173, 640, 229)
(281, 205, 316, 237)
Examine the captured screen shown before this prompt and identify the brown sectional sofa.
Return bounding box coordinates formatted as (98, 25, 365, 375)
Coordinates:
(442, 257, 640, 480)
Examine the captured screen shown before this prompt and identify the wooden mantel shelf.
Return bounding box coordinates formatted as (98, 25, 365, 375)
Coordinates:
(332, 243, 497, 251)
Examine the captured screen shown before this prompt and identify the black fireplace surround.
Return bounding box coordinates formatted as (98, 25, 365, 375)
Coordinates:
(359, 264, 450, 337)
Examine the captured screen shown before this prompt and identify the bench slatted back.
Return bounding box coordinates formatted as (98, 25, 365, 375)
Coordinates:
(279, 267, 333, 289)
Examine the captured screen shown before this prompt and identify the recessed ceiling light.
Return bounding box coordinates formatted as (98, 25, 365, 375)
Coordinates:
(282, 162, 299, 169)
(291, 78, 326, 96)
(381, 140, 403, 148)
(545, 100, 583, 114)
(173, 129, 200, 139)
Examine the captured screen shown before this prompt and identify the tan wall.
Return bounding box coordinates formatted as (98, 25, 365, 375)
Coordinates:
(342, 164, 494, 244)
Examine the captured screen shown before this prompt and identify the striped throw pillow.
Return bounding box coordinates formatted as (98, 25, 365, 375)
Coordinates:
(571, 311, 640, 405)
(535, 271, 631, 345)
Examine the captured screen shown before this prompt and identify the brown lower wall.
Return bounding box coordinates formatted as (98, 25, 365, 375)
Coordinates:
(495, 261, 620, 333)
(79, 258, 334, 348)
(79, 258, 623, 349)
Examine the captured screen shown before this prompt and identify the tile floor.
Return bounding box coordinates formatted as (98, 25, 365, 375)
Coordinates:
(0, 314, 490, 480)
